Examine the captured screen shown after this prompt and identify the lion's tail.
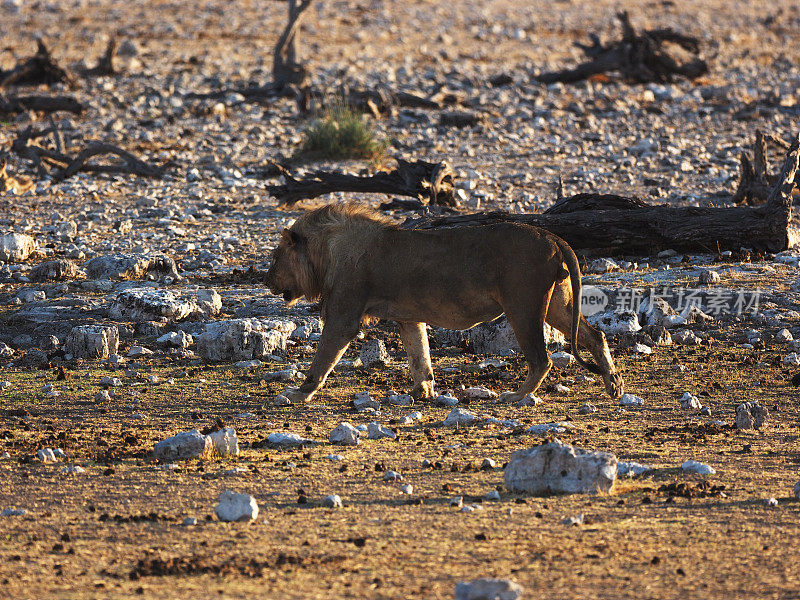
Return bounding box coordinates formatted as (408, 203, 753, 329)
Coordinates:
(555, 238, 602, 375)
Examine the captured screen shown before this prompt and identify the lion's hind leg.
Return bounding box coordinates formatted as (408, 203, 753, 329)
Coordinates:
(498, 286, 554, 403)
(398, 321, 435, 399)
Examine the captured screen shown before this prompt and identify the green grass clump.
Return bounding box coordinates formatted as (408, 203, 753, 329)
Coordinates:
(299, 103, 386, 162)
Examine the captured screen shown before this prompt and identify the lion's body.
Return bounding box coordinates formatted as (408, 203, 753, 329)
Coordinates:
(266, 204, 623, 402)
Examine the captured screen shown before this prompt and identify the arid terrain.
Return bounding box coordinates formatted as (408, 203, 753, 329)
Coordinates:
(1, 0, 799, 598)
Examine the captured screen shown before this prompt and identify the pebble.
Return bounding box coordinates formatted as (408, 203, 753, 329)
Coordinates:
(679, 392, 702, 410)
(681, 459, 716, 475)
(182, 517, 198, 526)
(215, 490, 259, 522)
(383, 470, 403, 481)
(322, 494, 343, 508)
(619, 393, 645, 407)
(367, 422, 396, 440)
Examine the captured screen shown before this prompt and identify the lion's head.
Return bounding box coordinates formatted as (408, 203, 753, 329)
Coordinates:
(265, 228, 319, 306)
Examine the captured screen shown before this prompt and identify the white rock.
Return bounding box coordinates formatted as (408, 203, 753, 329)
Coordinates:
(782, 353, 800, 366)
(735, 402, 769, 430)
(322, 494, 342, 508)
(550, 351, 575, 368)
(215, 490, 259, 522)
(679, 392, 701, 410)
(681, 459, 716, 475)
(632, 343, 652, 355)
(208, 427, 239, 456)
(182, 517, 197, 526)
(60, 465, 86, 474)
(444, 407, 479, 427)
(329, 422, 360, 445)
(516, 394, 542, 407)
(83, 253, 177, 280)
(588, 310, 641, 335)
(0, 233, 37, 262)
(478, 358, 510, 369)
(196, 318, 294, 362)
(127, 345, 153, 357)
(367, 422, 396, 440)
(776, 329, 793, 342)
(673, 330, 701, 345)
(100, 376, 122, 387)
(388, 393, 414, 406)
(455, 578, 524, 600)
(481, 458, 497, 469)
(267, 432, 307, 446)
(435, 393, 460, 407)
(153, 430, 212, 461)
(353, 391, 380, 411)
(450, 496, 463, 508)
(616, 462, 651, 478)
(65, 324, 119, 359)
(234, 359, 262, 368)
(587, 258, 619, 274)
(37, 448, 58, 463)
(619, 393, 644, 407)
(485, 490, 501, 501)
(504, 439, 617, 495)
(526, 422, 570, 435)
(562, 514, 585, 526)
(764, 497, 778, 507)
(359, 339, 390, 368)
(110, 288, 221, 322)
(326, 454, 344, 461)
(698, 269, 720, 284)
(463, 386, 497, 400)
(157, 331, 193, 348)
(383, 470, 403, 481)
(638, 297, 676, 328)
(578, 403, 597, 414)
(401, 484, 413, 495)
(262, 368, 301, 382)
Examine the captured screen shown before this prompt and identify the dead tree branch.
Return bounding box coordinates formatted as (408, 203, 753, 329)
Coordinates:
(732, 131, 798, 205)
(80, 38, 118, 77)
(537, 12, 709, 84)
(403, 133, 800, 255)
(265, 159, 459, 207)
(0, 94, 84, 116)
(0, 39, 75, 89)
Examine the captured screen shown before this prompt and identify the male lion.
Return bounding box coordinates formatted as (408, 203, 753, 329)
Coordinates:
(265, 204, 623, 403)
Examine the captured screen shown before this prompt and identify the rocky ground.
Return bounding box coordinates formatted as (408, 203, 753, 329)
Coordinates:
(1, 0, 800, 598)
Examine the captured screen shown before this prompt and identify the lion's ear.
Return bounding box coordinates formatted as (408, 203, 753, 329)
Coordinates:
(281, 228, 304, 247)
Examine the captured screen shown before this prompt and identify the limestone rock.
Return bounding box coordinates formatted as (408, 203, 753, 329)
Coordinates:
(367, 422, 396, 440)
(83, 253, 178, 280)
(215, 490, 258, 522)
(196, 318, 294, 361)
(207, 427, 239, 456)
(29, 259, 76, 282)
(329, 422, 360, 445)
(735, 402, 769, 430)
(65, 324, 119, 359)
(153, 430, 212, 461)
(110, 288, 221, 322)
(444, 407, 479, 427)
(359, 339, 389, 368)
(455, 578, 524, 600)
(0, 233, 36, 262)
(504, 439, 617, 495)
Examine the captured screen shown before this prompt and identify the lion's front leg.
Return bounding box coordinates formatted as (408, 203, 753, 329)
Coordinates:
(398, 321, 435, 400)
(287, 320, 361, 402)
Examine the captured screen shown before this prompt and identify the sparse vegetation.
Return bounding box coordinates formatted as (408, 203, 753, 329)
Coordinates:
(298, 103, 387, 162)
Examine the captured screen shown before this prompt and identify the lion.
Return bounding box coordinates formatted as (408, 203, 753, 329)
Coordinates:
(265, 203, 623, 403)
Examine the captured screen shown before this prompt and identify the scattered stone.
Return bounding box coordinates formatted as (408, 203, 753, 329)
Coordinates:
(516, 394, 542, 407)
(526, 422, 570, 435)
(485, 490, 501, 501)
(359, 339, 390, 368)
(481, 458, 496, 470)
(266, 432, 307, 446)
(698, 269, 721, 285)
(0, 233, 37, 262)
(782, 353, 800, 366)
(504, 439, 617, 495)
(454, 578, 524, 600)
(587, 258, 619, 274)
(401, 483, 413, 494)
(37, 448, 58, 463)
(383, 470, 403, 481)
(83, 253, 178, 280)
(619, 393, 644, 407)
(764, 497, 778, 507)
(196, 318, 294, 361)
(29, 259, 76, 282)
(329, 422, 360, 445)
(632, 343, 652, 355)
(65, 324, 119, 359)
(261, 368, 300, 382)
(735, 402, 769, 430)
(444, 407, 479, 427)
(435, 393, 460, 407)
(617, 462, 651, 478)
(234, 359, 262, 368)
(182, 517, 197, 526)
(478, 358, 510, 369)
(127, 346, 153, 358)
(214, 490, 259, 522)
(388, 393, 414, 406)
(681, 459, 716, 475)
(680, 392, 702, 410)
(794, 481, 800, 500)
(550, 351, 574, 368)
(588, 309, 641, 335)
(153, 430, 212, 462)
(450, 496, 464, 508)
(60, 465, 86, 474)
(578, 403, 597, 414)
(322, 494, 343, 508)
(110, 287, 221, 322)
(353, 391, 380, 411)
(776, 329, 793, 342)
(367, 422, 396, 440)
(157, 331, 193, 348)
(463, 386, 497, 400)
(207, 427, 239, 456)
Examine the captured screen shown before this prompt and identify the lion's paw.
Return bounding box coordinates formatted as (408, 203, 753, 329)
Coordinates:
(605, 373, 624, 399)
(282, 386, 313, 403)
(499, 391, 523, 403)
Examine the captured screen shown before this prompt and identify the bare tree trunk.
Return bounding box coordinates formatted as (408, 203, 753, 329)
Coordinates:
(272, 0, 314, 89)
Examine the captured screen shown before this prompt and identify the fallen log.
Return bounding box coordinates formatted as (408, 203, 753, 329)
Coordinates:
(265, 159, 458, 207)
(403, 133, 800, 255)
(9, 125, 169, 182)
(537, 12, 708, 84)
(0, 94, 84, 116)
(0, 39, 75, 89)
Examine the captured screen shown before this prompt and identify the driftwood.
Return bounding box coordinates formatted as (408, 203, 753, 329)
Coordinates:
(732, 131, 796, 205)
(80, 38, 118, 77)
(403, 133, 800, 255)
(0, 39, 75, 89)
(537, 12, 708, 84)
(0, 94, 84, 116)
(9, 126, 169, 182)
(265, 159, 459, 207)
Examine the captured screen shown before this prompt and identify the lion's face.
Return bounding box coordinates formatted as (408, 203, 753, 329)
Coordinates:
(265, 229, 313, 306)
